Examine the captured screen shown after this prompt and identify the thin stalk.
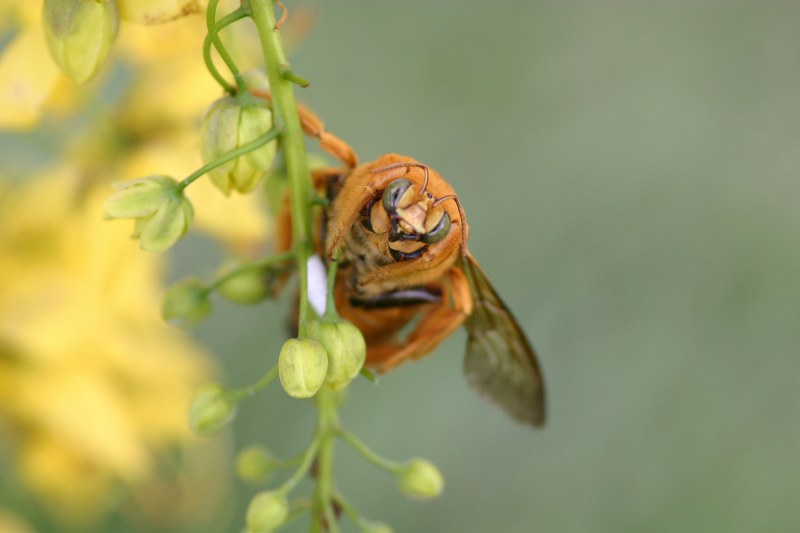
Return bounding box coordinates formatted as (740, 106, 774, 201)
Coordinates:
(206, 0, 245, 89)
(249, 0, 314, 338)
(279, 437, 321, 495)
(177, 128, 280, 191)
(337, 429, 402, 474)
(230, 365, 279, 401)
(208, 250, 294, 291)
(203, 6, 248, 93)
(312, 386, 340, 533)
(323, 249, 341, 320)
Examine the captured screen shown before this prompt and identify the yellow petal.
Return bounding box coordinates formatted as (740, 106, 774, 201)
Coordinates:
(0, 27, 60, 129)
(116, 0, 201, 24)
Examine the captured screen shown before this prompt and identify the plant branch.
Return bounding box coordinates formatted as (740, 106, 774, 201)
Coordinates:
(249, 0, 314, 338)
(177, 128, 280, 191)
(337, 428, 402, 474)
(203, 5, 248, 93)
(209, 251, 294, 291)
(206, 0, 245, 90)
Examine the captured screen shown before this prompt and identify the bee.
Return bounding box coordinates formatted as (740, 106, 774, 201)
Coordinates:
(273, 98, 546, 427)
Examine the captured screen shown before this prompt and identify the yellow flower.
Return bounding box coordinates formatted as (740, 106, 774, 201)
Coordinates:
(0, 169, 221, 526)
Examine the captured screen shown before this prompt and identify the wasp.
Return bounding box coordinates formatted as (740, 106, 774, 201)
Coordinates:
(271, 98, 546, 427)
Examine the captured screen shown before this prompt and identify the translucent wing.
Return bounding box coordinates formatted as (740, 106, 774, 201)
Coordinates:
(461, 254, 546, 427)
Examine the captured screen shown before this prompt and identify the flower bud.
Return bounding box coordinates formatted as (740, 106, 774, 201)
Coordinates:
(188, 384, 237, 437)
(396, 459, 444, 500)
(201, 96, 277, 195)
(236, 445, 276, 485)
(246, 491, 288, 533)
(278, 338, 328, 399)
(161, 279, 212, 326)
(43, 0, 119, 83)
(307, 320, 366, 390)
(216, 263, 270, 305)
(104, 176, 193, 252)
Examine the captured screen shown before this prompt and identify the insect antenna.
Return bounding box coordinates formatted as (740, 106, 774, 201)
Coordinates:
(433, 194, 468, 256)
(369, 161, 432, 195)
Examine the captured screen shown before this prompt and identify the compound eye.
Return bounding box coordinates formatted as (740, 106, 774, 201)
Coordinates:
(382, 179, 414, 213)
(422, 211, 451, 244)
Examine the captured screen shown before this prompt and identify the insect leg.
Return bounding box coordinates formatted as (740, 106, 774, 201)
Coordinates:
(369, 268, 473, 372)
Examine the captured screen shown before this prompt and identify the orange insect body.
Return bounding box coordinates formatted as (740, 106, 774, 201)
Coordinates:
(324, 154, 473, 372)
(272, 95, 546, 426)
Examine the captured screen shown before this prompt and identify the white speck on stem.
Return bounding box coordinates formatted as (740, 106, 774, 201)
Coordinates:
(307, 254, 327, 316)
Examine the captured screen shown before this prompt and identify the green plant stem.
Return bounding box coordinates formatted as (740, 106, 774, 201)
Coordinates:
(312, 386, 340, 533)
(177, 128, 280, 191)
(280, 437, 321, 495)
(322, 249, 341, 320)
(203, 6, 248, 93)
(249, 0, 314, 338)
(280, 63, 311, 87)
(209, 251, 294, 291)
(331, 492, 362, 526)
(230, 365, 279, 400)
(206, 0, 245, 90)
(249, 3, 339, 530)
(337, 428, 402, 474)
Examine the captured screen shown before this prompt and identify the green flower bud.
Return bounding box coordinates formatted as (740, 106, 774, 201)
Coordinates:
(216, 263, 270, 305)
(161, 279, 212, 326)
(246, 491, 288, 533)
(188, 383, 237, 437)
(104, 176, 193, 252)
(307, 320, 366, 390)
(43, 0, 119, 83)
(201, 96, 277, 195)
(396, 459, 444, 500)
(360, 521, 394, 533)
(236, 445, 276, 485)
(278, 338, 328, 399)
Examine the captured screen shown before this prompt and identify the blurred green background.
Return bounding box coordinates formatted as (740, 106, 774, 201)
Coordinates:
(6, 1, 800, 532)
(216, 1, 798, 531)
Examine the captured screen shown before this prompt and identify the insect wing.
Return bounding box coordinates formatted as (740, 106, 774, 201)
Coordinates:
(461, 254, 546, 427)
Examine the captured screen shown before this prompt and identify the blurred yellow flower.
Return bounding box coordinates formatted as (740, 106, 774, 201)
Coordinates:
(0, 509, 36, 533)
(0, 169, 220, 525)
(0, 0, 238, 129)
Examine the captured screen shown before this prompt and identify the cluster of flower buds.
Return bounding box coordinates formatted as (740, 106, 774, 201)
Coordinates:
(104, 176, 193, 252)
(43, 0, 119, 83)
(278, 319, 367, 398)
(201, 95, 277, 195)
